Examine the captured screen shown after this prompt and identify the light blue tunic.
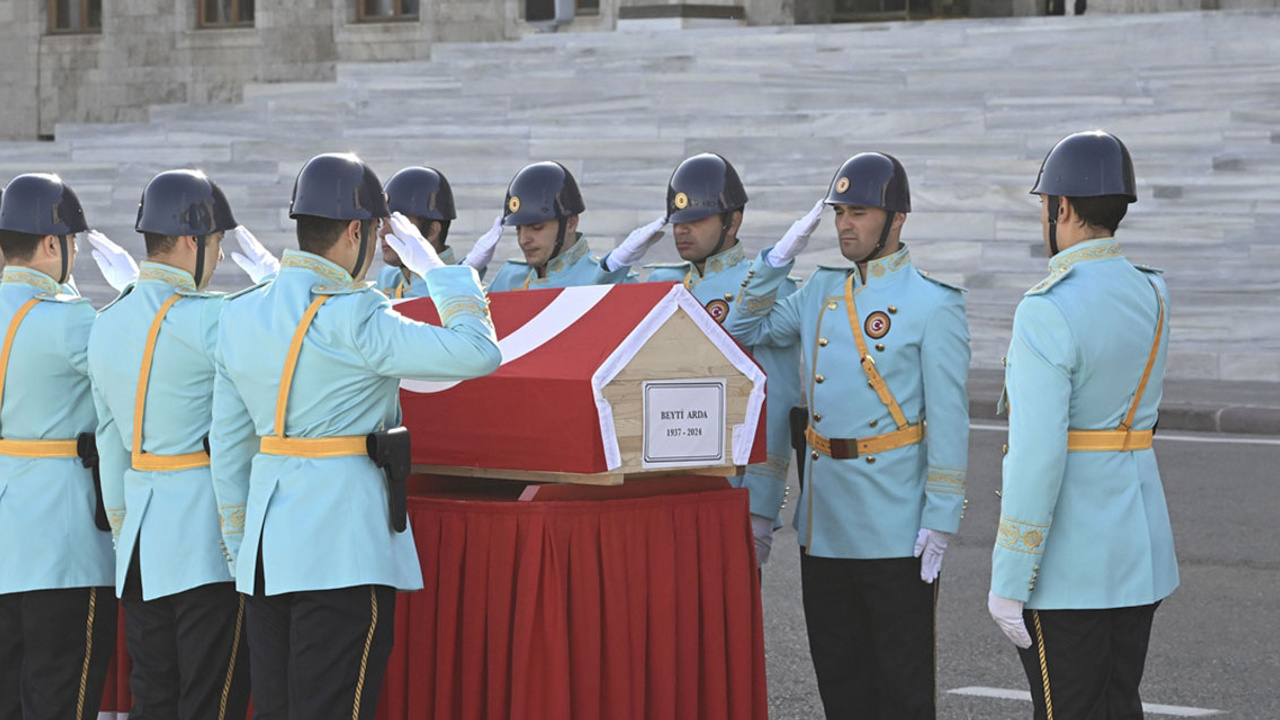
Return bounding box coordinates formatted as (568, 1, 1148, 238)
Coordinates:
(725, 245, 971, 559)
(88, 262, 232, 600)
(0, 267, 113, 593)
(992, 238, 1179, 610)
(486, 234, 631, 292)
(211, 251, 500, 595)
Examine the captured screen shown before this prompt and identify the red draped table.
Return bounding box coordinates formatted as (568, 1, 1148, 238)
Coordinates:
(103, 478, 769, 720)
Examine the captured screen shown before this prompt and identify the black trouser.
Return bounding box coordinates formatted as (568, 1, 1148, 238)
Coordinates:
(0, 586, 116, 720)
(247, 555, 396, 720)
(800, 554, 938, 720)
(121, 548, 250, 720)
(1018, 602, 1161, 720)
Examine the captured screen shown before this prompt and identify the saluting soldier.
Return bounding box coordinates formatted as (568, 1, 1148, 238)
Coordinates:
(86, 170, 269, 718)
(485, 161, 650, 291)
(725, 153, 970, 719)
(988, 130, 1179, 720)
(0, 174, 116, 719)
(210, 152, 501, 718)
(643, 153, 800, 566)
(375, 166, 503, 298)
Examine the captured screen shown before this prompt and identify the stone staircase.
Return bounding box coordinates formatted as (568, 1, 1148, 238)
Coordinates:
(1, 9, 1277, 380)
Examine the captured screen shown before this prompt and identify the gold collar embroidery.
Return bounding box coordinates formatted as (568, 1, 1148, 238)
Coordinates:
(281, 250, 353, 286)
(686, 243, 746, 287)
(138, 262, 197, 292)
(1048, 238, 1123, 275)
(860, 244, 913, 284)
(1, 267, 60, 295)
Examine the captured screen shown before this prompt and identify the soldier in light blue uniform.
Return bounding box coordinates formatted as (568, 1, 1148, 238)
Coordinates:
(87, 170, 257, 717)
(211, 153, 501, 718)
(0, 173, 116, 719)
(643, 153, 800, 566)
(485, 161, 635, 291)
(374, 166, 503, 298)
(725, 153, 970, 720)
(988, 131, 1178, 720)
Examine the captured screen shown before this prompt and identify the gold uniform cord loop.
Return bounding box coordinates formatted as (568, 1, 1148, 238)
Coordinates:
(1032, 610, 1055, 720)
(353, 587, 379, 720)
(0, 299, 79, 456)
(217, 594, 245, 720)
(75, 587, 97, 720)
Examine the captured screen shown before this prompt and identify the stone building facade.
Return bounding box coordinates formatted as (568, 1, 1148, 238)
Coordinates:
(0, 0, 1272, 140)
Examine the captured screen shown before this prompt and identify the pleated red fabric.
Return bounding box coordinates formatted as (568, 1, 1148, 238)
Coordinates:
(377, 487, 768, 720)
(102, 486, 767, 720)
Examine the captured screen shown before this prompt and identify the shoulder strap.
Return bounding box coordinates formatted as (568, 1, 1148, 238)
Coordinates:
(274, 296, 330, 439)
(0, 298, 42, 439)
(843, 274, 909, 429)
(131, 295, 182, 463)
(1117, 279, 1165, 433)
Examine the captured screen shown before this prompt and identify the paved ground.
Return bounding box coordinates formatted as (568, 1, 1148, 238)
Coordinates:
(759, 422, 1280, 719)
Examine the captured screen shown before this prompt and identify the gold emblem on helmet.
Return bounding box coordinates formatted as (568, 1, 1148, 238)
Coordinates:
(508, 196, 521, 213)
(836, 177, 850, 194)
(674, 192, 689, 210)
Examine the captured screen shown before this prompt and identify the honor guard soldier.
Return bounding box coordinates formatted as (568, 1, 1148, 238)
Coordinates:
(0, 174, 116, 719)
(87, 170, 258, 718)
(376, 166, 504, 298)
(725, 153, 970, 719)
(644, 153, 800, 566)
(210, 152, 501, 718)
(988, 131, 1178, 720)
(485, 161, 644, 291)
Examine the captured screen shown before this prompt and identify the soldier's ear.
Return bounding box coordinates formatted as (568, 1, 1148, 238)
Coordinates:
(565, 214, 579, 235)
(890, 211, 906, 231)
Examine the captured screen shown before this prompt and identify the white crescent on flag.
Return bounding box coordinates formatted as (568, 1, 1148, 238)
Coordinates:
(398, 284, 614, 394)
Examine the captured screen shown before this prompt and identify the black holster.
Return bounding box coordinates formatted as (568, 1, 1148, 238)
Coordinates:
(789, 406, 808, 492)
(77, 432, 110, 532)
(367, 427, 411, 533)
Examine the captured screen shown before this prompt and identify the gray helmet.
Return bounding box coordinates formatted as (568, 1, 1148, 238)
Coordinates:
(1031, 130, 1137, 202)
(135, 169, 238, 237)
(824, 153, 911, 213)
(502, 161, 584, 228)
(0, 173, 89, 236)
(665, 153, 748, 225)
(289, 153, 389, 221)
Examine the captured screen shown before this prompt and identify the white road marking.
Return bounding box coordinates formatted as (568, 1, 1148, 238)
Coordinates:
(947, 687, 1225, 717)
(970, 422, 1280, 446)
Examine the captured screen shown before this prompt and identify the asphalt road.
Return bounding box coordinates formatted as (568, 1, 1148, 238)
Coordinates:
(759, 423, 1280, 720)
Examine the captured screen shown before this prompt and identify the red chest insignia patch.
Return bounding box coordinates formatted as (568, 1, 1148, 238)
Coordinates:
(864, 311, 891, 339)
(705, 299, 730, 324)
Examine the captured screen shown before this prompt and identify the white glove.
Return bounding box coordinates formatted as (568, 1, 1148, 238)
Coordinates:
(229, 226, 281, 284)
(605, 215, 667, 272)
(765, 199, 825, 268)
(386, 212, 446, 278)
(751, 514, 775, 567)
(86, 230, 139, 292)
(461, 215, 505, 272)
(913, 528, 951, 584)
(988, 591, 1033, 649)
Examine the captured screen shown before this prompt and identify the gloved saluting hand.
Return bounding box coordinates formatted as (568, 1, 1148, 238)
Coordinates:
(229, 226, 281, 284)
(751, 514, 775, 567)
(914, 528, 951, 584)
(765, 199, 825, 268)
(87, 230, 139, 292)
(605, 215, 667, 272)
(386, 212, 446, 278)
(988, 591, 1033, 649)
(461, 215, 505, 272)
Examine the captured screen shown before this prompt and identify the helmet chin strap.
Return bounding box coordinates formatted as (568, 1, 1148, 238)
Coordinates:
(193, 235, 207, 289)
(694, 211, 735, 268)
(856, 211, 896, 265)
(57, 235, 70, 285)
(548, 217, 569, 265)
(350, 220, 372, 280)
(1047, 195, 1061, 256)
